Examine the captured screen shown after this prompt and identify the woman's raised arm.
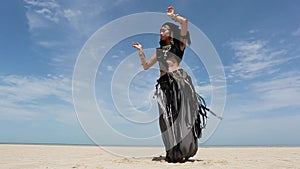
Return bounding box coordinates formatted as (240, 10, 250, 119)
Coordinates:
(166, 6, 188, 50)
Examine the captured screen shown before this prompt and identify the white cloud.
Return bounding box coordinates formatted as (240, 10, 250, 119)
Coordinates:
(228, 40, 289, 80)
(251, 71, 300, 110)
(25, 10, 49, 30)
(36, 40, 64, 48)
(0, 75, 75, 123)
(211, 113, 300, 145)
(35, 8, 59, 23)
(224, 71, 300, 121)
(248, 29, 258, 34)
(23, 0, 105, 33)
(106, 65, 114, 71)
(24, 0, 61, 28)
(292, 27, 300, 36)
(24, 0, 60, 8)
(0, 74, 71, 103)
(195, 84, 212, 99)
(109, 70, 158, 122)
(23, 0, 134, 33)
(23, 0, 139, 72)
(63, 9, 82, 20)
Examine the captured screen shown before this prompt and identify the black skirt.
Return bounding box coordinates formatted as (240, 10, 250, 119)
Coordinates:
(156, 68, 206, 162)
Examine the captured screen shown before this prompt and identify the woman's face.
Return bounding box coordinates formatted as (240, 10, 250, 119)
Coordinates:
(160, 26, 170, 40)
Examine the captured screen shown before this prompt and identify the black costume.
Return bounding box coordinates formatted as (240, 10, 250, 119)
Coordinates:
(155, 23, 208, 162)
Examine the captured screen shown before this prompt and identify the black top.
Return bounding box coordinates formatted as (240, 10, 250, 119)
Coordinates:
(156, 44, 184, 72)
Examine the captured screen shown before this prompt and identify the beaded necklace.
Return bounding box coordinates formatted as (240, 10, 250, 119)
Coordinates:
(162, 45, 172, 57)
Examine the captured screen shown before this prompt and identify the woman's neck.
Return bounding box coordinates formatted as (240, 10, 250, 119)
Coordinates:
(160, 39, 172, 47)
(165, 41, 171, 45)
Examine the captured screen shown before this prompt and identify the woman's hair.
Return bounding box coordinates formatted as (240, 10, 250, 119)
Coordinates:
(159, 22, 191, 48)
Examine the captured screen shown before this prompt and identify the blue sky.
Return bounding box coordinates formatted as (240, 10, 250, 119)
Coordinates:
(1, 0, 300, 146)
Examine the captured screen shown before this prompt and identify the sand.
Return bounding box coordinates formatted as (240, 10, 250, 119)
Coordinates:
(0, 144, 299, 169)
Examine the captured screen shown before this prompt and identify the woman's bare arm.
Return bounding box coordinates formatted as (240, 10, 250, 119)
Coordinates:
(166, 6, 188, 51)
(139, 51, 157, 70)
(132, 42, 157, 70)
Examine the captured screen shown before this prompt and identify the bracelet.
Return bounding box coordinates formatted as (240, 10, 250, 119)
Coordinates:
(171, 14, 179, 22)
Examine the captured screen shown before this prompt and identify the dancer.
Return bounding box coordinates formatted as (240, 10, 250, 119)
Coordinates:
(132, 6, 208, 163)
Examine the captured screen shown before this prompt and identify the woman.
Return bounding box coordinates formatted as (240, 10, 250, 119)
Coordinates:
(132, 6, 207, 163)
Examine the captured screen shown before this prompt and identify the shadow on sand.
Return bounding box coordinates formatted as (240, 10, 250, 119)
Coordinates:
(152, 156, 203, 163)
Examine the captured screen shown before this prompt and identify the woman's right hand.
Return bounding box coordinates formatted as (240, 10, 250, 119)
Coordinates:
(132, 42, 143, 51)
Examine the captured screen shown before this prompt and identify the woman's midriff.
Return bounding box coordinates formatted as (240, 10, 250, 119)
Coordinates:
(167, 57, 180, 72)
(159, 57, 180, 77)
